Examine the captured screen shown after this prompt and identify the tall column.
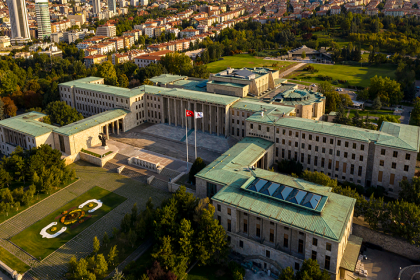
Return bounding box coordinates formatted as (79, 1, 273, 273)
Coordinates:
(209, 105, 212, 134)
(116, 119, 120, 135)
(106, 124, 109, 139)
(181, 100, 184, 128)
(111, 121, 114, 134)
(167, 98, 171, 125)
(174, 99, 178, 126)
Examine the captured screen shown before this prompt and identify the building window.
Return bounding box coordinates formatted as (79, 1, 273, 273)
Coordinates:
(361, 144, 365, 151)
(295, 263, 300, 270)
(380, 160, 384, 166)
(227, 219, 231, 232)
(330, 139, 334, 145)
(337, 151, 340, 156)
(309, 134, 312, 140)
(325, 256, 331, 270)
(296, 132, 299, 137)
(243, 219, 248, 233)
(270, 229, 274, 243)
(289, 131, 292, 136)
(406, 154, 411, 160)
(352, 154, 356, 160)
(404, 165, 409, 172)
(345, 141, 349, 147)
(322, 147, 325, 153)
(360, 155, 363, 161)
(344, 152, 348, 158)
(381, 149, 386, 155)
(316, 136, 319, 142)
(227, 208, 231, 215)
(266, 250, 271, 258)
(378, 171, 383, 182)
(358, 166, 362, 176)
(350, 164, 354, 175)
(313, 238, 318, 246)
(298, 239, 304, 254)
(323, 137, 326, 143)
(353, 143, 356, 149)
(207, 182, 217, 198)
(250, 124, 253, 129)
(326, 243, 332, 251)
(337, 140, 341, 146)
(390, 173, 395, 185)
(392, 162, 396, 169)
(267, 127, 270, 132)
(239, 240, 243, 248)
(217, 215, 221, 224)
(284, 234, 288, 248)
(393, 151, 398, 158)
(312, 250, 317, 260)
(217, 204, 221, 211)
(302, 133, 305, 139)
(256, 224, 261, 237)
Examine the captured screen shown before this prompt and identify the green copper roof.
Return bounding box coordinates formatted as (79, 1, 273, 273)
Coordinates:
(140, 85, 240, 106)
(173, 79, 208, 92)
(149, 74, 187, 85)
(196, 137, 356, 242)
(0, 112, 57, 137)
(207, 80, 248, 88)
(232, 100, 295, 115)
(273, 87, 325, 106)
(340, 235, 363, 271)
(54, 109, 129, 136)
(247, 114, 420, 152)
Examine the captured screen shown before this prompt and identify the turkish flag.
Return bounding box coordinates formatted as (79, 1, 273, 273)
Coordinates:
(186, 110, 194, 117)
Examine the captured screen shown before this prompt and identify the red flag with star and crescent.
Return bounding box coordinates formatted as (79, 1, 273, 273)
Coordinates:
(186, 110, 194, 117)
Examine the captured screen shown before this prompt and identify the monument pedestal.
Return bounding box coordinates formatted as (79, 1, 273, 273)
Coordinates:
(101, 145, 109, 150)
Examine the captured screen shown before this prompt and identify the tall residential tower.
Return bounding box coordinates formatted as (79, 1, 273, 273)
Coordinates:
(108, 0, 116, 13)
(6, 0, 31, 44)
(35, 0, 52, 39)
(92, 0, 100, 15)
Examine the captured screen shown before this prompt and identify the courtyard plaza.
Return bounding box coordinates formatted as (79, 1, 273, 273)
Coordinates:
(0, 161, 172, 280)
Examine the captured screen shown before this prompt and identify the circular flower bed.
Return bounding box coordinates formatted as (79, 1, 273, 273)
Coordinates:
(60, 209, 85, 225)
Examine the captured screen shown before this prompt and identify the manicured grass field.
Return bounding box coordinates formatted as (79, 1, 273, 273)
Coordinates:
(10, 186, 126, 260)
(286, 63, 397, 88)
(0, 246, 31, 273)
(187, 264, 232, 280)
(206, 54, 294, 73)
(348, 107, 396, 119)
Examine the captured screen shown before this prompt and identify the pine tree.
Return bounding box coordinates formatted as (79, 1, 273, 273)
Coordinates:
(128, 229, 137, 248)
(131, 203, 138, 225)
(108, 245, 119, 266)
(178, 219, 194, 259)
(103, 232, 110, 248)
(95, 254, 108, 276)
(93, 236, 100, 255)
(372, 96, 382, 113)
(189, 157, 207, 185)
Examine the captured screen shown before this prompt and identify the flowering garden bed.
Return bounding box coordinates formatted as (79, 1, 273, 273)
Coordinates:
(10, 186, 126, 260)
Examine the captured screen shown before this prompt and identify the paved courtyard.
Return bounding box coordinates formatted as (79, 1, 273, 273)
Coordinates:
(141, 123, 232, 153)
(111, 123, 231, 164)
(0, 161, 172, 280)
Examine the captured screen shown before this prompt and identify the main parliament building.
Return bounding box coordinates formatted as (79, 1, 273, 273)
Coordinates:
(0, 68, 418, 279)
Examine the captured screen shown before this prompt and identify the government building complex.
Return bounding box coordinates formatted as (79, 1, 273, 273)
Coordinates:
(0, 69, 418, 279)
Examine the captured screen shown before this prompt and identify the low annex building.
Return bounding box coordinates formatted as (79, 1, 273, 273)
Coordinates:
(272, 83, 326, 120)
(195, 137, 360, 280)
(207, 67, 282, 97)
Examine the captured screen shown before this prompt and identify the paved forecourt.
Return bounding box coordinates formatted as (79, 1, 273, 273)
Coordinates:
(0, 161, 171, 280)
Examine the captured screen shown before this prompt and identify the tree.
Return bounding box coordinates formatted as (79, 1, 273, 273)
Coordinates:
(189, 157, 206, 185)
(301, 170, 337, 188)
(121, 213, 132, 233)
(95, 254, 108, 276)
(111, 268, 124, 280)
(296, 259, 331, 280)
(399, 178, 420, 204)
(118, 74, 129, 88)
(97, 61, 118, 86)
(368, 76, 403, 106)
(372, 96, 382, 112)
(377, 115, 400, 128)
(160, 52, 193, 76)
(0, 98, 4, 120)
(318, 81, 340, 113)
(103, 232, 110, 248)
(108, 245, 119, 266)
(131, 203, 138, 225)
(279, 266, 295, 280)
(69, 255, 78, 274)
(178, 218, 194, 259)
(0, 70, 19, 95)
(278, 159, 303, 176)
(128, 229, 137, 248)
(44, 101, 83, 126)
(2, 97, 17, 117)
(0, 168, 12, 188)
(301, 51, 306, 59)
(74, 258, 89, 279)
(411, 98, 420, 126)
(93, 236, 100, 255)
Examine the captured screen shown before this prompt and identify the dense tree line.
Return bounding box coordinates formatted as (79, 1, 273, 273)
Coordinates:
(0, 145, 76, 218)
(301, 170, 420, 245)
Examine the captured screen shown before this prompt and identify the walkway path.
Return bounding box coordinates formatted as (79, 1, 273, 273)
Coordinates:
(279, 62, 306, 78)
(0, 161, 171, 280)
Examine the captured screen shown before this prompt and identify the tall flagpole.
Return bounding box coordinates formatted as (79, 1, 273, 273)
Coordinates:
(185, 109, 189, 170)
(194, 114, 197, 159)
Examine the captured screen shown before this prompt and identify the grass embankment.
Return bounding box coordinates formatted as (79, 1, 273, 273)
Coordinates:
(0, 246, 31, 273)
(11, 186, 126, 260)
(206, 54, 295, 73)
(286, 63, 396, 88)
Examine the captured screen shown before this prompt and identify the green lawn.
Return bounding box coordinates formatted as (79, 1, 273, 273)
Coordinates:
(348, 107, 396, 119)
(206, 54, 294, 73)
(187, 264, 232, 280)
(10, 186, 126, 260)
(0, 246, 30, 273)
(0, 178, 78, 224)
(286, 63, 397, 88)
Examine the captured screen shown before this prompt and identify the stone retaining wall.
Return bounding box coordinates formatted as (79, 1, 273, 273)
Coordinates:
(80, 151, 117, 167)
(352, 223, 420, 260)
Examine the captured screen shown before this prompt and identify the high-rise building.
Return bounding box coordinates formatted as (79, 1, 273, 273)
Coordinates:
(92, 0, 101, 15)
(140, 0, 147, 6)
(35, 0, 52, 39)
(6, 0, 31, 44)
(108, 0, 116, 13)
